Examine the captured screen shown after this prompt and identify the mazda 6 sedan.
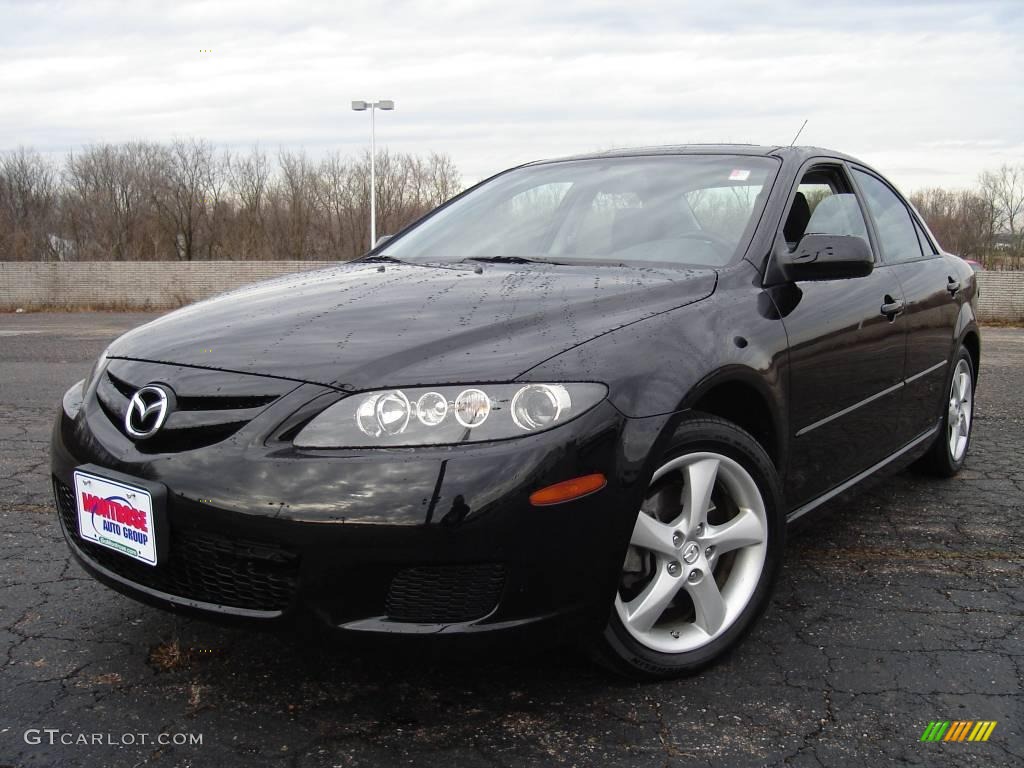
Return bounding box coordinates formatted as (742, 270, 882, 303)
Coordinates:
(52, 145, 979, 677)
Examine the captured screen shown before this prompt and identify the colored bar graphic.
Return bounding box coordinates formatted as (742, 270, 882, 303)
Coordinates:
(921, 720, 996, 742)
(968, 721, 997, 742)
(920, 721, 950, 741)
(944, 721, 972, 741)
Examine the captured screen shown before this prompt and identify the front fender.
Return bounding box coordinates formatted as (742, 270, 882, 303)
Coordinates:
(519, 263, 790, 465)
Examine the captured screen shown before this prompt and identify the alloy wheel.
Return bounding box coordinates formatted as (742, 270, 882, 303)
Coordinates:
(614, 451, 768, 654)
(947, 358, 973, 462)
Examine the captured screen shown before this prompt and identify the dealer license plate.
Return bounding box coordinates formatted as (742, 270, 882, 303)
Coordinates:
(73, 470, 157, 566)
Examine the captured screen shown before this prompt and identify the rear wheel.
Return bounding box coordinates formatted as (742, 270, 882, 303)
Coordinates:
(594, 414, 785, 678)
(919, 347, 975, 477)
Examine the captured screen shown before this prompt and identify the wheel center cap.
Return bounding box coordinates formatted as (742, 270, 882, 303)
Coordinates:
(682, 542, 700, 565)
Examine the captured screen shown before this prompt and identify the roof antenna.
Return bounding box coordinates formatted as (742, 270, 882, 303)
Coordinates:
(789, 119, 808, 147)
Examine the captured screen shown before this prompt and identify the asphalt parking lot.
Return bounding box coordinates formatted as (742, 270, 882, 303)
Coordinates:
(0, 312, 1021, 768)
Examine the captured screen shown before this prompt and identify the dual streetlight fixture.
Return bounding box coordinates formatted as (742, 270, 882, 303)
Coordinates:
(351, 99, 395, 249)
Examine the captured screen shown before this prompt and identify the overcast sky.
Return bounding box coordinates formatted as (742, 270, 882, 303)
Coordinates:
(1, 0, 1021, 192)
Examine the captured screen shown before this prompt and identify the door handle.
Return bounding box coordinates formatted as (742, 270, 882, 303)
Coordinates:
(880, 295, 904, 320)
(947, 277, 961, 296)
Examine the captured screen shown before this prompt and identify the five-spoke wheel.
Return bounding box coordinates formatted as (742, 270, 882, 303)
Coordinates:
(614, 452, 768, 653)
(596, 414, 784, 678)
(947, 358, 973, 462)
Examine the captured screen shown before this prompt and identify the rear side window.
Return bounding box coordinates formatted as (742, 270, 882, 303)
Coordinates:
(913, 217, 937, 255)
(853, 170, 924, 263)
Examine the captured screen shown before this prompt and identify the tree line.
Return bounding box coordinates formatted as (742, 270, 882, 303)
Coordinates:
(1, 141, 1022, 267)
(0, 140, 461, 262)
(909, 164, 1024, 269)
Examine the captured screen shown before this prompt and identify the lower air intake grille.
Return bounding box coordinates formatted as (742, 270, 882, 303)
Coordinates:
(386, 563, 505, 623)
(54, 478, 298, 612)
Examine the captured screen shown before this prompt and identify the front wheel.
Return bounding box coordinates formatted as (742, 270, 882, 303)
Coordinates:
(593, 414, 785, 678)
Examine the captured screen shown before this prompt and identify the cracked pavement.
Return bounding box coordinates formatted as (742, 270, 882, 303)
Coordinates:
(1, 313, 1021, 767)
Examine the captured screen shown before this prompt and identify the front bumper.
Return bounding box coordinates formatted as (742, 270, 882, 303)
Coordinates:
(51, 374, 671, 640)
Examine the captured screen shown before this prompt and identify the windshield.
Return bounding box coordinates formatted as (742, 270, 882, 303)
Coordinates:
(383, 155, 779, 268)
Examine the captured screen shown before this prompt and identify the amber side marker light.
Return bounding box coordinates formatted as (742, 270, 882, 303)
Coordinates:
(529, 473, 607, 506)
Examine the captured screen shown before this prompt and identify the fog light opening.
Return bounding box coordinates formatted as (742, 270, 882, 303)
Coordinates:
(529, 473, 607, 506)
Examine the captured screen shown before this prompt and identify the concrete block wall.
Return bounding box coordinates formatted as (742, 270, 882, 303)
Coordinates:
(0, 261, 331, 311)
(976, 271, 1024, 323)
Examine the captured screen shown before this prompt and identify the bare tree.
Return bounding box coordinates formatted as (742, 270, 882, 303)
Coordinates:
(63, 142, 162, 260)
(910, 187, 996, 259)
(0, 147, 58, 260)
(979, 164, 1024, 240)
(150, 139, 219, 261)
(314, 151, 357, 258)
(227, 146, 271, 260)
(426, 152, 462, 205)
(269, 149, 317, 260)
(348, 149, 462, 256)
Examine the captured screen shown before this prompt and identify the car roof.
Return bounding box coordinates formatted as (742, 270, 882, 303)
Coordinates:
(526, 144, 864, 167)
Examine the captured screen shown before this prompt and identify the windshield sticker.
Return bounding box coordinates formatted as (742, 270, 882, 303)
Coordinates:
(729, 169, 751, 181)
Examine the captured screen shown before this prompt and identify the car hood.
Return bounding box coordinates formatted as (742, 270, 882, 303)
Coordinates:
(107, 261, 717, 390)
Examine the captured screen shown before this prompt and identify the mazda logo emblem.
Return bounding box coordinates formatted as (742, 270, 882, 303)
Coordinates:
(125, 385, 171, 439)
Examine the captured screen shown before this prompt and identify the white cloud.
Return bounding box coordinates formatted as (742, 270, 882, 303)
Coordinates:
(0, 0, 1021, 190)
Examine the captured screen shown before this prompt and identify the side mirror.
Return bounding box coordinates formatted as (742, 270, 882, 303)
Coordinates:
(375, 234, 393, 246)
(776, 234, 874, 282)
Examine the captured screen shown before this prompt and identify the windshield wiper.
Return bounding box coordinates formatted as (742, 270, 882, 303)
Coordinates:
(360, 254, 406, 264)
(462, 256, 562, 265)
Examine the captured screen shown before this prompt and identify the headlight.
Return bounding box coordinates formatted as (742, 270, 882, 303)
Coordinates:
(84, 348, 109, 392)
(293, 383, 607, 448)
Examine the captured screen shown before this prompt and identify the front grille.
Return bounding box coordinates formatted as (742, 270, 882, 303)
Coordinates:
(386, 564, 505, 623)
(94, 360, 293, 454)
(54, 478, 299, 612)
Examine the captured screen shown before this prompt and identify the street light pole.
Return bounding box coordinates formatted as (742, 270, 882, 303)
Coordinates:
(370, 105, 376, 250)
(351, 99, 395, 250)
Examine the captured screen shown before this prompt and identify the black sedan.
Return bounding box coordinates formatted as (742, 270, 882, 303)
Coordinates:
(51, 145, 979, 678)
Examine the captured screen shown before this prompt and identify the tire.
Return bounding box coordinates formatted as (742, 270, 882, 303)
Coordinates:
(592, 412, 785, 679)
(918, 346, 975, 477)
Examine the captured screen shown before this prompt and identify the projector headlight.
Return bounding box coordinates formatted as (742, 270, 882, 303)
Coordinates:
(293, 383, 607, 448)
(84, 347, 110, 393)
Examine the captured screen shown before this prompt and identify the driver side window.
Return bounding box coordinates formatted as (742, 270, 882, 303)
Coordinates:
(782, 167, 870, 251)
